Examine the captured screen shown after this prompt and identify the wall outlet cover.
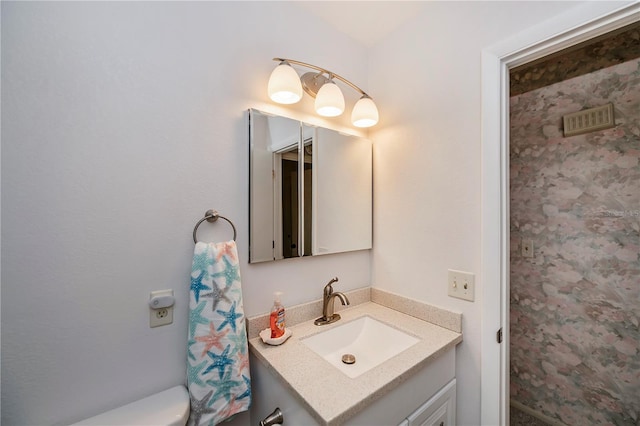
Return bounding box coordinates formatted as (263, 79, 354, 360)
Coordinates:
(150, 306, 174, 328)
(522, 239, 534, 258)
(149, 289, 174, 328)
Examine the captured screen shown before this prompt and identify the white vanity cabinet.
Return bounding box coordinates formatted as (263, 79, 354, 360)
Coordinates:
(251, 348, 457, 426)
(399, 379, 456, 426)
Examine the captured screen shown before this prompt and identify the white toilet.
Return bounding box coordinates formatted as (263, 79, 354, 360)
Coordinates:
(72, 385, 190, 426)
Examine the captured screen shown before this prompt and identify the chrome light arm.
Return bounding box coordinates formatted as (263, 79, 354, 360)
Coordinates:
(272, 58, 370, 98)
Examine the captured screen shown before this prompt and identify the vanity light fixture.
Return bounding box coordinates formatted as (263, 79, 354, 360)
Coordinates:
(267, 61, 303, 104)
(267, 58, 379, 128)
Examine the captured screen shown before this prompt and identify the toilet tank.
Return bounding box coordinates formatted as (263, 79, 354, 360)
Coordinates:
(72, 385, 189, 426)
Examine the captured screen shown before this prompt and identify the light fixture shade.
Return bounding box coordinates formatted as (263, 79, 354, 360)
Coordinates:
(268, 62, 303, 104)
(351, 96, 379, 127)
(315, 81, 345, 117)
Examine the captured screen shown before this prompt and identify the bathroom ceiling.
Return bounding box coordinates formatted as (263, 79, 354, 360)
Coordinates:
(293, 1, 588, 49)
(293, 1, 428, 48)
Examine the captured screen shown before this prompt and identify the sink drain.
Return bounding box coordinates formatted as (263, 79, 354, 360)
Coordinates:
(341, 354, 356, 365)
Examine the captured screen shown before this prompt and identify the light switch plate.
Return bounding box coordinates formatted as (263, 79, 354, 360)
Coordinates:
(448, 269, 475, 302)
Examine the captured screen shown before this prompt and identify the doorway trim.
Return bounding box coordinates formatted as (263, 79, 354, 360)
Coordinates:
(480, 2, 640, 425)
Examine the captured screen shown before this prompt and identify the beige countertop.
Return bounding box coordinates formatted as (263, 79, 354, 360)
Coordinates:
(248, 300, 462, 425)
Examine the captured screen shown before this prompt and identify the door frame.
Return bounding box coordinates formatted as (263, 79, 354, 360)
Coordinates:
(480, 2, 640, 425)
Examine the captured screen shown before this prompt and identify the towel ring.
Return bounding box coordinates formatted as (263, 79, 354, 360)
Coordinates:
(193, 209, 237, 244)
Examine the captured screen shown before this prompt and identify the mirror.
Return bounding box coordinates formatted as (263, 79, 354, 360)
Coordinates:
(249, 109, 372, 263)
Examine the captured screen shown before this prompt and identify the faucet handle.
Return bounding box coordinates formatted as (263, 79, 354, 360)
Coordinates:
(324, 277, 339, 294)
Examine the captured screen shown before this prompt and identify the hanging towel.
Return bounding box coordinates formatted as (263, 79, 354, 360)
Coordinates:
(187, 241, 251, 426)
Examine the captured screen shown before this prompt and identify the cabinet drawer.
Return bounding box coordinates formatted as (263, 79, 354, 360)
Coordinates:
(406, 379, 456, 426)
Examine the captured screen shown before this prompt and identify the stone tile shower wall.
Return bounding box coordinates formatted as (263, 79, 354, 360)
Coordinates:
(509, 58, 639, 425)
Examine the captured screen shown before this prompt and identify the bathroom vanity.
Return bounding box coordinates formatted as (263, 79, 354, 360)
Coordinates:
(248, 289, 462, 425)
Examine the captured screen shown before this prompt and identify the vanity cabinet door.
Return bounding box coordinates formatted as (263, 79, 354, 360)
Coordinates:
(418, 403, 448, 426)
(406, 379, 456, 426)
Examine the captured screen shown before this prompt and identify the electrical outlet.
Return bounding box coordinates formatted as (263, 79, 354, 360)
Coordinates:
(150, 306, 173, 328)
(448, 269, 475, 302)
(522, 239, 534, 258)
(149, 289, 175, 328)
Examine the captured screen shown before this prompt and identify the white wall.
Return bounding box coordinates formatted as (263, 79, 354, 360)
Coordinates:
(366, 2, 594, 425)
(0, 2, 370, 424)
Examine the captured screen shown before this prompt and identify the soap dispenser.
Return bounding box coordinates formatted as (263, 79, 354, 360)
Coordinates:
(269, 292, 285, 338)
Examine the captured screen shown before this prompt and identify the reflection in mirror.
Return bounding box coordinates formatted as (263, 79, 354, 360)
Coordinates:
(249, 109, 372, 263)
(302, 124, 314, 257)
(311, 127, 372, 255)
(280, 142, 299, 259)
(249, 111, 300, 262)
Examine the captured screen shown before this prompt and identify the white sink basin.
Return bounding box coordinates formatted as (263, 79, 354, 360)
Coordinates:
(301, 316, 420, 378)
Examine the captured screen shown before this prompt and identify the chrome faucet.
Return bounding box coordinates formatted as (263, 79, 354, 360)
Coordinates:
(314, 277, 350, 326)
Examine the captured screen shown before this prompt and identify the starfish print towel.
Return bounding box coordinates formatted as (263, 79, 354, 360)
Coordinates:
(187, 241, 251, 426)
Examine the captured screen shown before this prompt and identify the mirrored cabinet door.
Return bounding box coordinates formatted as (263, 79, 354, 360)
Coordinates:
(249, 110, 301, 262)
(249, 109, 372, 263)
(312, 127, 372, 256)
